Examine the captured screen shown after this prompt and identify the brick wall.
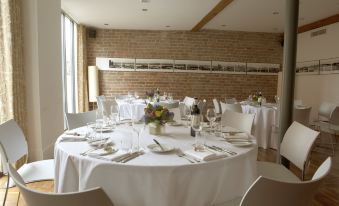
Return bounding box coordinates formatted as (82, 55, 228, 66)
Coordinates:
(87, 29, 282, 102)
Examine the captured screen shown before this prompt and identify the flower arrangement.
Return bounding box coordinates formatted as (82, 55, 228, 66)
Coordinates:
(144, 103, 174, 125)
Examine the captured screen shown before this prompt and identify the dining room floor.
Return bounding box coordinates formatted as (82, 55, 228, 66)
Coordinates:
(0, 136, 338, 206)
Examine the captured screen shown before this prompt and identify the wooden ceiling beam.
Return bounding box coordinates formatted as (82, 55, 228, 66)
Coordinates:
(298, 13, 339, 33)
(191, 0, 234, 32)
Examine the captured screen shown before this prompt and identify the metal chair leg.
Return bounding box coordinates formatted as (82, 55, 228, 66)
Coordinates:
(2, 174, 10, 206)
(16, 192, 20, 206)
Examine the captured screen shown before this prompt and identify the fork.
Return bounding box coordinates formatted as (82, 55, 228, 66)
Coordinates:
(175, 149, 198, 163)
(211, 145, 237, 155)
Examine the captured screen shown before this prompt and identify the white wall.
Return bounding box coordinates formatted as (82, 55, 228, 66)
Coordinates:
(22, 0, 64, 161)
(278, 22, 339, 121)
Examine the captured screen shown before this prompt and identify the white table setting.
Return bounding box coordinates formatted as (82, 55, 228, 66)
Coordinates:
(54, 111, 258, 206)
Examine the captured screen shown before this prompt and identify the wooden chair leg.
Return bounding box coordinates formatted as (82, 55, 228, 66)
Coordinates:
(16, 192, 20, 206)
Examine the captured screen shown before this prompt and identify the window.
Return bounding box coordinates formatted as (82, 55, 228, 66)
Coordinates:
(61, 13, 78, 115)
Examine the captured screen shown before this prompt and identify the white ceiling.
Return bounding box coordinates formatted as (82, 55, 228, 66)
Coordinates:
(62, 0, 339, 33)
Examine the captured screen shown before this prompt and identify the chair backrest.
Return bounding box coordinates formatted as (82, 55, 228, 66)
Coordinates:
(312, 157, 332, 180)
(96, 95, 106, 110)
(0, 120, 28, 164)
(280, 121, 319, 171)
(240, 157, 331, 206)
(318, 102, 337, 121)
(329, 106, 339, 126)
(293, 106, 311, 127)
(220, 102, 243, 113)
(240, 157, 332, 206)
(65, 110, 96, 130)
(221, 110, 255, 134)
(101, 99, 119, 116)
(213, 98, 221, 114)
(7, 163, 113, 206)
(183, 96, 194, 107)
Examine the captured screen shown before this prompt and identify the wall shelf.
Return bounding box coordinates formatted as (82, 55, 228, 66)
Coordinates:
(96, 57, 281, 75)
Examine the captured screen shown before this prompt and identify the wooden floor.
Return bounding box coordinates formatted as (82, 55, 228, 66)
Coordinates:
(0, 139, 338, 206)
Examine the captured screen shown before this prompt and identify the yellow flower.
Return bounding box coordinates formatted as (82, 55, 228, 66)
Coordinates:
(155, 111, 162, 117)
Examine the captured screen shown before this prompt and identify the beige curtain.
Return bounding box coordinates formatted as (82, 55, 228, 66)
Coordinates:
(0, 0, 26, 170)
(77, 24, 89, 112)
(0, 0, 26, 130)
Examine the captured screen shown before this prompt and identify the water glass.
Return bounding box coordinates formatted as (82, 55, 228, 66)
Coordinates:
(86, 122, 95, 140)
(194, 131, 206, 152)
(184, 105, 191, 128)
(95, 119, 104, 139)
(214, 122, 222, 137)
(120, 134, 132, 152)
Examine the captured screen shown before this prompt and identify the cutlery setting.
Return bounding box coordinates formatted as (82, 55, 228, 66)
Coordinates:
(176, 149, 200, 163)
(205, 144, 237, 156)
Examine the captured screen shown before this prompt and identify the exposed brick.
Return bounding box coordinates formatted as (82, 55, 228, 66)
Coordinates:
(87, 29, 283, 103)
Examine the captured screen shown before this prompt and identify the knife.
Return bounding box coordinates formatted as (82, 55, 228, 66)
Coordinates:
(153, 139, 165, 151)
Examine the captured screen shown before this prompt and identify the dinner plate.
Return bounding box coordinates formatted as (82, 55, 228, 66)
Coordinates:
(230, 141, 253, 147)
(147, 144, 174, 153)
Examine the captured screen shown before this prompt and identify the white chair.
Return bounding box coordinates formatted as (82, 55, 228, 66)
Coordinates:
(6, 163, 114, 206)
(316, 106, 339, 156)
(169, 107, 181, 122)
(293, 106, 311, 127)
(221, 157, 332, 206)
(314, 102, 337, 124)
(179, 96, 194, 117)
(220, 102, 243, 113)
(221, 110, 255, 134)
(183, 96, 195, 107)
(65, 110, 96, 130)
(258, 121, 319, 181)
(0, 120, 55, 205)
(213, 98, 222, 114)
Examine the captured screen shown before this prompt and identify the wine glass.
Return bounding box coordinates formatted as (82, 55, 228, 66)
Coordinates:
(191, 114, 204, 151)
(206, 108, 216, 129)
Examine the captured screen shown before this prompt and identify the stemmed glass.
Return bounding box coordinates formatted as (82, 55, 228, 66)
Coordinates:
(129, 103, 145, 151)
(95, 109, 104, 139)
(191, 115, 204, 151)
(206, 108, 216, 130)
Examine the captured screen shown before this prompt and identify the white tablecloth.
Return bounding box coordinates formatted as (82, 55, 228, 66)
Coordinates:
(55, 125, 258, 206)
(241, 104, 278, 149)
(117, 99, 180, 121)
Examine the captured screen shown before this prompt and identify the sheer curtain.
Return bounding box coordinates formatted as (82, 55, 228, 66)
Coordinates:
(77, 24, 89, 112)
(0, 0, 26, 170)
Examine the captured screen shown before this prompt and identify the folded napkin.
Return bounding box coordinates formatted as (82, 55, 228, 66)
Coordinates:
(60, 134, 87, 142)
(184, 149, 227, 161)
(88, 150, 130, 161)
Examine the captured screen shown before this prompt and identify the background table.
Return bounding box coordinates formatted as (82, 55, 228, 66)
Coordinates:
(55, 124, 258, 206)
(241, 104, 278, 149)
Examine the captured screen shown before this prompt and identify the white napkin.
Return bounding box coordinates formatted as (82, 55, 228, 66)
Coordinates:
(184, 149, 227, 161)
(88, 150, 130, 161)
(60, 134, 87, 142)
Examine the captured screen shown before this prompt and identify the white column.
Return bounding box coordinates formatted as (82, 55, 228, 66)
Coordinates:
(22, 0, 63, 160)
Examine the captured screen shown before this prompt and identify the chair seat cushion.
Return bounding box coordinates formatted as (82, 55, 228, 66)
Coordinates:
(8, 159, 54, 188)
(257, 161, 301, 182)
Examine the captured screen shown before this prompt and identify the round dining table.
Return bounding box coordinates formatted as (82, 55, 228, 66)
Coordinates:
(241, 103, 278, 149)
(54, 123, 258, 206)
